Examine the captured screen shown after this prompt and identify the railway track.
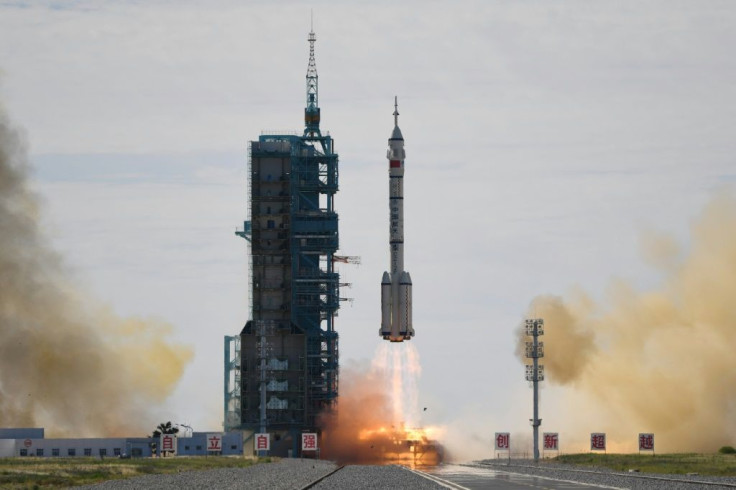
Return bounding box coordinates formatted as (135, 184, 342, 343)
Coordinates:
(299, 465, 346, 489)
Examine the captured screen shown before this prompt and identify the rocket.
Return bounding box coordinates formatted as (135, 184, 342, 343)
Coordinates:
(380, 97, 414, 342)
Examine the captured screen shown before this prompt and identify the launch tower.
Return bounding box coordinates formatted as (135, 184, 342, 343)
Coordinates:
(225, 24, 340, 457)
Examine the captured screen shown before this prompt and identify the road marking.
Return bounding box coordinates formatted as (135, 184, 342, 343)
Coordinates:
(482, 462, 736, 488)
(465, 465, 627, 490)
(405, 467, 472, 490)
(495, 470, 626, 489)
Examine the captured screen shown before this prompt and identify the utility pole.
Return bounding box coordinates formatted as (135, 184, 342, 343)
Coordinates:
(524, 318, 544, 462)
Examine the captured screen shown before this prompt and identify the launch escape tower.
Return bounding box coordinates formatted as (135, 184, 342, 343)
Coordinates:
(224, 26, 340, 457)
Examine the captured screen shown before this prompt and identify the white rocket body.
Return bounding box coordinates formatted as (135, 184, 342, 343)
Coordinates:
(380, 99, 414, 342)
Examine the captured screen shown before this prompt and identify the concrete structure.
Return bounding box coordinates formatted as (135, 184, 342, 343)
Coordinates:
(0, 428, 242, 458)
(226, 24, 341, 458)
(380, 98, 414, 342)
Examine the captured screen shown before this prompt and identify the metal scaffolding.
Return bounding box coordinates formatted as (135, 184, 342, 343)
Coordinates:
(224, 335, 241, 431)
(226, 25, 342, 456)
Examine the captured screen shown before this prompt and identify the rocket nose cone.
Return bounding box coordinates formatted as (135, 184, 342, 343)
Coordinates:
(381, 271, 391, 284)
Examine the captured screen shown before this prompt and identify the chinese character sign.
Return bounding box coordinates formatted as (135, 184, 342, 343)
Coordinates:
(494, 432, 510, 450)
(590, 433, 606, 451)
(255, 433, 270, 451)
(302, 433, 318, 451)
(639, 433, 654, 451)
(160, 434, 177, 455)
(543, 433, 559, 451)
(207, 434, 222, 452)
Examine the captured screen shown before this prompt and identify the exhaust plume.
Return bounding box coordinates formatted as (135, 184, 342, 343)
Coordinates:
(372, 342, 422, 428)
(0, 105, 192, 436)
(516, 190, 736, 451)
(319, 359, 394, 463)
(321, 344, 443, 464)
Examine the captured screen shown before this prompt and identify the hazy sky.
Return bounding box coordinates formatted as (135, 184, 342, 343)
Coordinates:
(1, 0, 735, 452)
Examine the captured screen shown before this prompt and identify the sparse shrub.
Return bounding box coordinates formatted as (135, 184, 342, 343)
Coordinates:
(718, 446, 736, 454)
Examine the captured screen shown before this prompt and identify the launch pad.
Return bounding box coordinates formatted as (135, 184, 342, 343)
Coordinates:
(358, 425, 444, 467)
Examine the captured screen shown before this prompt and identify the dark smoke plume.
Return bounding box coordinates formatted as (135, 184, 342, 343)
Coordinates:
(0, 105, 192, 436)
(516, 190, 736, 451)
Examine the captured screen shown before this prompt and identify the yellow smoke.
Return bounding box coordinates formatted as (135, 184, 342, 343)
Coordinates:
(517, 190, 736, 451)
(0, 106, 192, 437)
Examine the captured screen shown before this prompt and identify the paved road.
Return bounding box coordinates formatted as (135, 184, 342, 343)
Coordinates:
(415, 464, 622, 490)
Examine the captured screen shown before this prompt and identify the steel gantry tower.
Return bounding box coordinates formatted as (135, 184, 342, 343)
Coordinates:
(225, 24, 340, 458)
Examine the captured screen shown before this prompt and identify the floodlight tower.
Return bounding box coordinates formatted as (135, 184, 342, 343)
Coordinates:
(525, 318, 544, 462)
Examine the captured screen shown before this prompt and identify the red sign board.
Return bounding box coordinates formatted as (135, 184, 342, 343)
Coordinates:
(160, 434, 177, 455)
(590, 433, 606, 451)
(23, 439, 32, 448)
(207, 434, 222, 452)
(494, 432, 510, 450)
(639, 433, 654, 451)
(255, 433, 270, 451)
(543, 433, 559, 450)
(302, 433, 318, 451)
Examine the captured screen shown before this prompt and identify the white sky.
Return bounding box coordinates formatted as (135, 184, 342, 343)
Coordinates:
(1, 0, 735, 451)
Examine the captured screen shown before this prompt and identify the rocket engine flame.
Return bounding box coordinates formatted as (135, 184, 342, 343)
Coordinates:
(320, 344, 443, 465)
(0, 104, 192, 436)
(516, 189, 736, 451)
(372, 343, 422, 427)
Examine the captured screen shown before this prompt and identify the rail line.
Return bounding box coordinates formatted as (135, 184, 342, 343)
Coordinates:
(299, 464, 346, 490)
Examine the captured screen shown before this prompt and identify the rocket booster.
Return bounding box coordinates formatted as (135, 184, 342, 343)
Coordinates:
(380, 97, 414, 342)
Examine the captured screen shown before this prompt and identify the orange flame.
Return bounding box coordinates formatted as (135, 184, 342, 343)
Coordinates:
(320, 344, 444, 465)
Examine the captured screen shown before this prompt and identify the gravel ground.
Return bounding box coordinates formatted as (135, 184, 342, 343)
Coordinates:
(478, 459, 736, 490)
(72, 458, 736, 489)
(312, 465, 442, 489)
(73, 459, 338, 490)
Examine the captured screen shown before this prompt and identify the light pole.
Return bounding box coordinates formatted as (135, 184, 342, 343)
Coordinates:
(524, 318, 544, 462)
